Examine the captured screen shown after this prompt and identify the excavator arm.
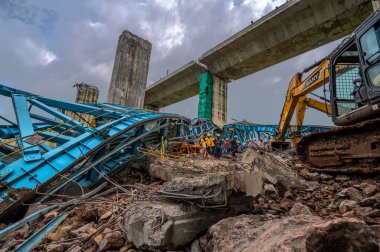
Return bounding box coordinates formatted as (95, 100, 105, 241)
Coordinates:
(277, 59, 332, 141)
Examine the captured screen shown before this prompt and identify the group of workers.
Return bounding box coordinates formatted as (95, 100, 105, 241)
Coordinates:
(196, 133, 270, 159)
(196, 133, 241, 159)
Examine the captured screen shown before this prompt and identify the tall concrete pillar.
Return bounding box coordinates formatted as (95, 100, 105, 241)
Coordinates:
(211, 76, 228, 128)
(107, 30, 152, 108)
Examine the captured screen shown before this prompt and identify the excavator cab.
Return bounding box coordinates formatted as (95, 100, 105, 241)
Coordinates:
(330, 11, 380, 126)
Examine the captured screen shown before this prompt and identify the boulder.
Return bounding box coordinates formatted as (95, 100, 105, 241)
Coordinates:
(47, 225, 72, 241)
(263, 184, 277, 195)
(336, 187, 363, 201)
(289, 203, 312, 216)
(98, 231, 124, 251)
(305, 172, 320, 181)
(360, 193, 380, 207)
(69, 223, 93, 238)
(124, 201, 249, 250)
(99, 210, 113, 221)
(335, 175, 350, 181)
(201, 215, 379, 252)
(339, 200, 357, 214)
(362, 183, 378, 197)
(320, 173, 333, 181)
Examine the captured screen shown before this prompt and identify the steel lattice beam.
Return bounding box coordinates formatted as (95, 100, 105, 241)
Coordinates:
(0, 84, 191, 220)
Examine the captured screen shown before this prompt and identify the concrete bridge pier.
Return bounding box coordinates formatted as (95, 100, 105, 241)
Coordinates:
(107, 30, 152, 108)
(198, 72, 228, 128)
(211, 75, 228, 128)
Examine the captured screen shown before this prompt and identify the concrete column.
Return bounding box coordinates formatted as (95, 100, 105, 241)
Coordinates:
(65, 83, 99, 127)
(107, 30, 152, 108)
(211, 76, 228, 128)
(74, 82, 99, 104)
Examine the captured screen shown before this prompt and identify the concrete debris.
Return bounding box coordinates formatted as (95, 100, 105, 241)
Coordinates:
(360, 193, 380, 207)
(362, 183, 378, 197)
(289, 203, 312, 216)
(150, 158, 265, 198)
(304, 172, 320, 181)
(335, 175, 350, 181)
(124, 201, 249, 250)
(320, 173, 334, 181)
(263, 183, 277, 195)
(0, 148, 380, 251)
(98, 231, 124, 251)
(339, 200, 357, 214)
(337, 187, 363, 201)
(241, 149, 309, 189)
(201, 215, 379, 252)
(191, 239, 202, 252)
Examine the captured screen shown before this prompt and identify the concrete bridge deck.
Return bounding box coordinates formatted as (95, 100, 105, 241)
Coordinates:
(144, 0, 372, 112)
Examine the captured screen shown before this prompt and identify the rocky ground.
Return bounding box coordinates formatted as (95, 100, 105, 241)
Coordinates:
(0, 149, 379, 251)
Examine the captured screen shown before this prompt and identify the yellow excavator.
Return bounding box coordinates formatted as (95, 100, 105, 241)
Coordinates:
(275, 9, 380, 173)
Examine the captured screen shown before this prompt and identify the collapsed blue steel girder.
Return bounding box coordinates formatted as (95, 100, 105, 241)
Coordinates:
(191, 118, 220, 137)
(191, 119, 331, 145)
(12, 95, 42, 162)
(223, 123, 331, 144)
(0, 84, 191, 219)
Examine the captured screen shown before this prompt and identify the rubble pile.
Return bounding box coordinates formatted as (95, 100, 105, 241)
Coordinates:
(0, 148, 380, 251)
(0, 172, 162, 252)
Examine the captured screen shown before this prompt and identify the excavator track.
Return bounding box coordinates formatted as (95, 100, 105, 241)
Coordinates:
(297, 118, 380, 173)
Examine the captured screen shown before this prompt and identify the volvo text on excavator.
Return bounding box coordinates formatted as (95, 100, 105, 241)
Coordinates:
(275, 9, 380, 173)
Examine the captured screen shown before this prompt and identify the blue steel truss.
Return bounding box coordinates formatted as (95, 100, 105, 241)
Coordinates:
(223, 123, 331, 144)
(0, 84, 190, 218)
(191, 118, 221, 137)
(191, 119, 331, 144)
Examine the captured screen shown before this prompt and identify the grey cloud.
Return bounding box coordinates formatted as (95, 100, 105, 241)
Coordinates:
(0, 0, 338, 127)
(0, 0, 58, 32)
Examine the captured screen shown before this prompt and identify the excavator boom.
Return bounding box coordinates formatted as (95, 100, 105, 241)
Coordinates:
(276, 59, 331, 141)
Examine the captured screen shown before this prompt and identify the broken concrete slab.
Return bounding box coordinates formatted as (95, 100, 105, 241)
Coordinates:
(124, 201, 251, 250)
(150, 158, 265, 198)
(241, 149, 309, 190)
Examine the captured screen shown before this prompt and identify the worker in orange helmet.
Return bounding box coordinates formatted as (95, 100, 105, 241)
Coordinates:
(200, 136, 207, 158)
(205, 133, 212, 158)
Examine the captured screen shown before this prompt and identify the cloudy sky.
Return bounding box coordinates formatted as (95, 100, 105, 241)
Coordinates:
(0, 0, 342, 125)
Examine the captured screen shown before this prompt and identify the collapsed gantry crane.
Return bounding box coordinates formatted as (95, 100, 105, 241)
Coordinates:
(0, 84, 190, 221)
